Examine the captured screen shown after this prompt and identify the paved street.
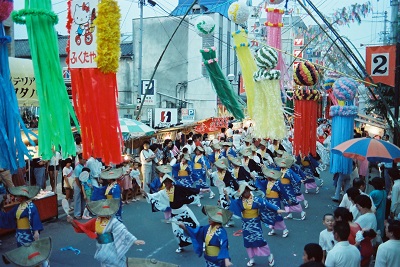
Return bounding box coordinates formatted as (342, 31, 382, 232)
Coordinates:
(0, 169, 380, 266)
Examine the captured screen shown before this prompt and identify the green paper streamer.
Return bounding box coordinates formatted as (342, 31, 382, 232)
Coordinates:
(200, 47, 245, 120)
(12, 0, 79, 159)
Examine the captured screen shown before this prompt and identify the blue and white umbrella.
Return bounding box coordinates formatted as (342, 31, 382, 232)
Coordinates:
(119, 118, 155, 140)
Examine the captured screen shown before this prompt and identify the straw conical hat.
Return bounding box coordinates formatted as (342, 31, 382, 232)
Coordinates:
(87, 199, 120, 216)
(230, 157, 242, 166)
(202, 205, 233, 225)
(235, 182, 255, 197)
(274, 157, 294, 168)
(100, 168, 123, 180)
(160, 174, 175, 184)
(262, 167, 282, 180)
(214, 158, 228, 170)
(2, 237, 52, 267)
(8, 186, 40, 199)
(156, 165, 172, 174)
(241, 148, 252, 157)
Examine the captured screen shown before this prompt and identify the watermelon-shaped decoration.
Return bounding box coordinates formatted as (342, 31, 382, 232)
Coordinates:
(254, 46, 278, 69)
(294, 61, 319, 86)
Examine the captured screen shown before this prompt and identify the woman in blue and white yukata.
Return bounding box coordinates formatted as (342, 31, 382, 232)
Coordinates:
(0, 186, 43, 247)
(150, 165, 173, 221)
(256, 167, 290, 238)
(101, 169, 123, 222)
(179, 205, 233, 267)
(172, 153, 193, 188)
(192, 146, 214, 199)
(274, 157, 306, 220)
(227, 183, 285, 267)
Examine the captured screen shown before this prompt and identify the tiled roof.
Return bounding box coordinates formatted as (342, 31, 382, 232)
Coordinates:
(171, 0, 231, 18)
(15, 35, 133, 59)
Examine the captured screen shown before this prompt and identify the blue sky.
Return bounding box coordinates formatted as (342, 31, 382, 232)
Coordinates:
(13, 0, 391, 58)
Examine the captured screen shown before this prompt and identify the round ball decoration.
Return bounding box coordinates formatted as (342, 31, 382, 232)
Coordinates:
(228, 1, 250, 25)
(323, 78, 335, 91)
(254, 46, 278, 69)
(293, 89, 321, 101)
(332, 77, 358, 101)
(293, 61, 319, 86)
(0, 0, 13, 22)
(253, 69, 281, 82)
(267, 0, 285, 4)
(194, 15, 216, 37)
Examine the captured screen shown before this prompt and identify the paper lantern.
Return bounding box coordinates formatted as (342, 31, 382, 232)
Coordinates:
(194, 15, 215, 37)
(294, 61, 318, 86)
(267, 0, 285, 4)
(332, 77, 358, 101)
(254, 46, 278, 69)
(228, 1, 250, 25)
(0, 0, 13, 21)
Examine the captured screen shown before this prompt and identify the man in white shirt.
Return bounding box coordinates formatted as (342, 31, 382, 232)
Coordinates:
(226, 123, 233, 142)
(375, 219, 400, 267)
(140, 141, 156, 192)
(325, 221, 361, 267)
(389, 168, 400, 218)
(354, 195, 377, 231)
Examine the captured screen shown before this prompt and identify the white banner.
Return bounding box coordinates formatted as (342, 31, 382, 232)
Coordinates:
(69, 0, 98, 68)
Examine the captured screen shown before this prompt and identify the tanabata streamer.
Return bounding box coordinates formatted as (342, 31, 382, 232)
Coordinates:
(252, 46, 285, 139)
(67, 0, 122, 164)
(231, 29, 256, 117)
(200, 47, 245, 120)
(0, 0, 35, 173)
(293, 89, 321, 157)
(323, 78, 337, 118)
(12, 0, 78, 160)
(330, 77, 358, 175)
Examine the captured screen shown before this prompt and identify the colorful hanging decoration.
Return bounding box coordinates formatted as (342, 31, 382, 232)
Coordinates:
(267, 0, 285, 4)
(200, 47, 245, 120)
(265, 8, 284, 74)
(330, 77, 358, 175)
(293, 89, 321, 157)
(67, 0, 123, 164)
(12, 0, 78, 160)
(252, 45, 286, 139)
(332, 2, 373, 26)
(232, 29, 257, 117)
(294, 61, 319, 86)
(228, 1, 250, 25)
(0, 0, 35, 173)
(194, 15, 215, 37)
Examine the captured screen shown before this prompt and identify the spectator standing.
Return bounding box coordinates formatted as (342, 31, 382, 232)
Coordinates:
(319, 213, 335, 261)
(140, 141, 156, 193)
(32, 158, 47, 190)
(325, 221, 361, 267)
(369, 177, 387, 238)
(301, 243, 324, 267)
(73, 154, 87, 219)
(354, 195, 377, 231)
(62, 158, 74, 210)
(226, 123, 234, 142)
(48, 147, 62, 193)
(375, 219, 400, 267)
(389, 168, 400, 219)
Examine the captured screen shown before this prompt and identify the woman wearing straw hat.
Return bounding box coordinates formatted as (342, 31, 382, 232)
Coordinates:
(256, 167, 290, 238)
(171, 154, 193, 188)
(257, 139, 274, 166)
(227, 157, 250, 184)
(149, 165, 173, 221)
(0, 186, 43, 247)
(220, 142, 237, 160)
(100, 168, 123, 222)
(241, 148, 263, 179)
(274, 157, 306, 220)
(178, 205, 233, 267)
(192, 146, 214, 199)
(227, 183, 285, 267)
(67, 199, 145, 267)
(2, 237, 52, 267)
(207, 142, 223, 187)
(143, 174, 209, 254)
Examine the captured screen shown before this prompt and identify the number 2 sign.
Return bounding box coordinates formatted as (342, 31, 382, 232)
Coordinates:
(366, 45, 396, 87)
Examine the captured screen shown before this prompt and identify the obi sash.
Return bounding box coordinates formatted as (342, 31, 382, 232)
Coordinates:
(106, 195, 113, 199)
(96, 232, 114, 244)
(205, 245, 220, 257)
(17, 217, 30, 229)
(281, 178, 291, 185)
(266, 190, 279, 198)
(178, 170, 188, 176)
(242, 209, 258, 219)
(193, 163, 202, 169)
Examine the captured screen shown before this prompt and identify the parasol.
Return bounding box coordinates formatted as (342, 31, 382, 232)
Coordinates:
(119, 118, 155, 140)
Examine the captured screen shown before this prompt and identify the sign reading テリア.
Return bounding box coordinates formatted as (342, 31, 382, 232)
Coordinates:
(69, 0, 98, 68)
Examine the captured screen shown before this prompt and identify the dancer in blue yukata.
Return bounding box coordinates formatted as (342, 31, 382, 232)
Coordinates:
(179, 205, 233, 267)
(192, 146, 214, 199)
(172, 154, 193, 188)
(100, 168, 123, 222)
(227, 183, 286, 267)
(0, 186, 43, 247)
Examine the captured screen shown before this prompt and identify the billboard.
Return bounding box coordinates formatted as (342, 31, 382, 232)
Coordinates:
(154, 108, 178, 128)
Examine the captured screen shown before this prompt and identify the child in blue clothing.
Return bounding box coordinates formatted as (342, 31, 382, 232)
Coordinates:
(80, 167, 93, 220)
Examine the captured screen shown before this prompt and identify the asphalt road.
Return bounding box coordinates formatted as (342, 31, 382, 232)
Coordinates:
(0, 169, 368, 267)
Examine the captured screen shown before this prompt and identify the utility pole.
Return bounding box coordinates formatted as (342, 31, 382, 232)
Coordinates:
(391, 0, 400, 146)
(137, 0, 144, 103)
(383, 11, 388, 44)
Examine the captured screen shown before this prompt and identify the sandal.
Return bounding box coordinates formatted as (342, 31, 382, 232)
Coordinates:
(267, 230, 275, 236)
(282, 229, 289, 238)
(175, 247, 183, 253)
(247, 259, 255, 266)
(268, 254, 275, 266)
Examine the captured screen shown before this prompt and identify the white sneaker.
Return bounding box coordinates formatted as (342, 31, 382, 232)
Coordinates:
(268, 254, 275, 266)
(282, 229, 289, 238)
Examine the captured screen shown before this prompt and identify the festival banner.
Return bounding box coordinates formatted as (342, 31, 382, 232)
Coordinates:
(365, 45, 396, 87)
(194, 117, 229, 134)
(9, 57, 38, 106)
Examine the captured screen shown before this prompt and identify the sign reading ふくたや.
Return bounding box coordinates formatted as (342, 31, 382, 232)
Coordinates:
(155, 109, 178, 128)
